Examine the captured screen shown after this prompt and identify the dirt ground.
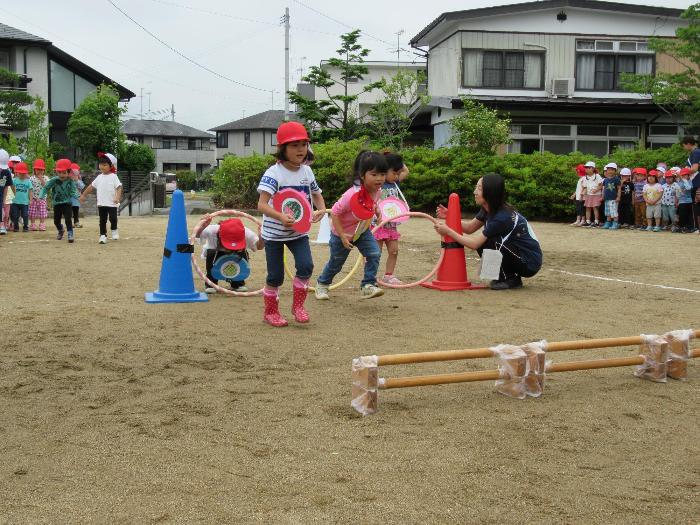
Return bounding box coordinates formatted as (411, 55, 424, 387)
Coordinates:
(0, 214, 698, 524)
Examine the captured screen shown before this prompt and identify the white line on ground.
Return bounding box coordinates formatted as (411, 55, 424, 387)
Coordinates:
(549, 269, 700, 294)
(3, 236, 164, 244)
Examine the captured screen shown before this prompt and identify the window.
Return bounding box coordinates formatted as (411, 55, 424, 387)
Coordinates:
(49, 60, 96, 112)
(216, 131, 228, 148)
(508, 122, 640, 154)
(541, 124, 571, 136)
(160, 137, 174, 149)
(244, 131, 251, 147)
(271, 131, 277, 146)
(649, 125, 679, 135)
(609, 125, 639, 138)
(577, 140, 608, 156)
(127, 135, 143, 144)
(0, 49, 9, 70)
(575, 40, 654, 91)
(463, 49, 544, 89)
(542, 140, 575, 154)
(578, 125, 607, 136)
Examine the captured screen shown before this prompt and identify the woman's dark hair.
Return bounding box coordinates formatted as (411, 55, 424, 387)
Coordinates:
(481, 173, 513, 215)
(681, 135, 697, 146)
(383, 152, 404, 171)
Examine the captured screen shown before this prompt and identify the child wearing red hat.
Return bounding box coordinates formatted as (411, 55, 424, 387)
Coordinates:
(69, 163, 85, 228)
(9, 162, 31, 232)
(197, 217, 264, 293)
(569, 164, 586, 226)
(632, 167, 648, 229)
(315, 151, 386, 301)
(29, 159, 48, 231)
(677, 167, 694, 232)
(256, 122, 326, 327)
(40, 159, 80, 242)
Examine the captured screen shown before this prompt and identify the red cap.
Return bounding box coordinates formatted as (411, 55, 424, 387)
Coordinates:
(55, 158, 72, 172)
(14, 162, 28, 174)
(276, 121, 309, 146)
(33, 159, 45, 170)
(632, 167, 648, 175)
(648, 169, 659, 177)
(70, 163, 80, 171)
(679, 167, 692, 176)
(575, 164, 586, 177)
(218, 218, 246, 251)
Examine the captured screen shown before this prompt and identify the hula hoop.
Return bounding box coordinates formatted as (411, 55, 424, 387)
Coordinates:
(372, 212, 445, 289)
(190, 210, 264, 297)
(284, 247, 363, 292)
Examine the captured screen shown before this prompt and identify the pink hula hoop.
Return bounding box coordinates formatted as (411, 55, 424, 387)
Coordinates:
(190, 210, 263, 297)
(372, 211, 445, 289)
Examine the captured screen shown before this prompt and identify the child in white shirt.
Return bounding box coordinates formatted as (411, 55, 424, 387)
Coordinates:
(79, 152, 122, 244)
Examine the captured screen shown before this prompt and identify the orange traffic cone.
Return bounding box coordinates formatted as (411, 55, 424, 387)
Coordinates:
(422, 193, 486, 291)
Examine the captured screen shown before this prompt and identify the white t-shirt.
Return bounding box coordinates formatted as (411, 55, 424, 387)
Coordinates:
(574, 177, 585, 200)
(256, 163, 321, 242)
(198, 224, 260, 259)
(91, 173, 123, 207)
(583, 174, 603, 195)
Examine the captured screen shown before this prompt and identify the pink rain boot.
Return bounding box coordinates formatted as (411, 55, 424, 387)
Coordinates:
(292, 277, 310, 323)
(263, 287, 288, 327)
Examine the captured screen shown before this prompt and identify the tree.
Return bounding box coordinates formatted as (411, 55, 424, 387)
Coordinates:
(621, 4, 700, 127)
(288, 30, 382, 140)
(23, 96, 51, 163)
(448, 98, 511, 154)
(367, 70, 430, 149)
(0, 67, 32, 131)
(67, 84, 125, 163)
(119, 142, 156, 172)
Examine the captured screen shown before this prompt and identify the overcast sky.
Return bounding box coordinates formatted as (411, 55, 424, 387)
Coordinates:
(0, 0, 691, 132)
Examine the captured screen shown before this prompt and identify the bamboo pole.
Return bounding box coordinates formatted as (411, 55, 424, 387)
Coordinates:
(379, 349, 700, 390)
(377, 330, 700, 366)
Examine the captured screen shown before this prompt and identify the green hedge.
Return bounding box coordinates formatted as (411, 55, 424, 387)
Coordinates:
(211, 143, 688, 219)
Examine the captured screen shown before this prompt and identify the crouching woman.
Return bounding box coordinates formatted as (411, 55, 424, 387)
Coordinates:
(435, 173, 542, 290)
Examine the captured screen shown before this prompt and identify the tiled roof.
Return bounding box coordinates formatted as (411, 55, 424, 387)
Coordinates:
(209, 110, 299, 132)
(0, 22, 50, 44)
(122, 119, 213, 139)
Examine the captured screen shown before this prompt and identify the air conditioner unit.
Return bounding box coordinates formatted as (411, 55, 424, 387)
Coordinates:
(550, 78, 575, 98)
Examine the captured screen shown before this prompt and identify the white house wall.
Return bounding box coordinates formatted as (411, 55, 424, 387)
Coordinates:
(216, 130, 274, 159)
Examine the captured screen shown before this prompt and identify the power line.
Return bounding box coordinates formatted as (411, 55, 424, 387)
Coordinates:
(106, 0, 271, 93)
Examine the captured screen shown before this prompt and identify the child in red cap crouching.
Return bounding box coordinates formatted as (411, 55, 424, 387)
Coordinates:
(197, 217, 264, 293)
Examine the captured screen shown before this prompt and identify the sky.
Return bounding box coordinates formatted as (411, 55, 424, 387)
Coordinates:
(0, 0, 691, 132)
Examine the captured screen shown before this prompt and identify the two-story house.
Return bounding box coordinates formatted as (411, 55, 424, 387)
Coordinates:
(122, 119, 215, 175)
(210, 110, 298, 161)
(300, 60, 427, 119)
(410, 0, 687, 154)
(0, 22, 134, 151)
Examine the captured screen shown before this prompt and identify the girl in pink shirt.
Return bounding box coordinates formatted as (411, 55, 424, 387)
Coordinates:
(315, 152, 387, 300)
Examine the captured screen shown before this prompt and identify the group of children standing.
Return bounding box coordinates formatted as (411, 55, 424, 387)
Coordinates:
(0, 150, 123, 243)
(571, 160, 700, 232)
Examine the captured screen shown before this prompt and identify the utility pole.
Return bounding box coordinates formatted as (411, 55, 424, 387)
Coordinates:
(146, 91, 152, 113)
(395, 29, 404, 68)
(139, 87, 143, 119)
(284, 7, 290, 121)
(171, 104, 175, 122)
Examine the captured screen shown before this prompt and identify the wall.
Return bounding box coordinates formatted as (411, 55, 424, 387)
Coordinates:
(215, 130, 272, 159)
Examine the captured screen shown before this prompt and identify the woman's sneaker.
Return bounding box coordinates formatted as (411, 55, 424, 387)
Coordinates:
(111, 230, 119, 240)
(231, 284, 248, 292)
(56, 230, 64, 240)
(315, 282, 330, 300)
(360, 283, 384, 299)
(99, 235, 107, 244)
(67, 231, 74, 243)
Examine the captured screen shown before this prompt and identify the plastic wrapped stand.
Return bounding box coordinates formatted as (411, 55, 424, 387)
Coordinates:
(351, 355, 379, 415)
(634, 334, 669, 383)
(664, 329, 694, 381)
(492, 345, 528, 399)
(522, 340, 547, 398)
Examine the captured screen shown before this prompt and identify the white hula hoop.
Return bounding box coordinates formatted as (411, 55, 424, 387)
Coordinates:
(373, 211, 445, 289)
(190, 210, 263, 297)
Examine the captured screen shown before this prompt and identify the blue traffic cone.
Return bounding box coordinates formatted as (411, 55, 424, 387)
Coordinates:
(145, 190, 208, 303)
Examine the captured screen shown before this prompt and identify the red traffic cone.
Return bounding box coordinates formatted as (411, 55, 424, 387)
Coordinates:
(422, 193, 486, 291)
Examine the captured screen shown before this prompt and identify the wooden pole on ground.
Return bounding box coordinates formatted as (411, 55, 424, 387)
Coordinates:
(377, 330, 700, 366)
(379, 349, 700, 390)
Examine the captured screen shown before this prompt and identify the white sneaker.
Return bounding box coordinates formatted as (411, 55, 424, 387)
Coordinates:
(315, 282, 330, 300)
(0, 227, 6, 235)
(99, 235, 107, 244)
(205, 287, 217, 294)
(380, 275, 404, 286)
(360, 283, 384, 299)
(231, 285, 248, 292)
(111, 230, 119, 240)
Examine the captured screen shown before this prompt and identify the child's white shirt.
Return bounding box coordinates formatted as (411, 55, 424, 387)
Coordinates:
(198, 224, 260, 259)
(91, 173, 123, 207)
(583, 174, 603, 194)
(574, 177, 585, 199)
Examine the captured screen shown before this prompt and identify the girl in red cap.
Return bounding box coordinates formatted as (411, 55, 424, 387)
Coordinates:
(256, 122, 326, 327)
(569, 164, 586, 226)
(40, 159, 80, 243)
(315, 151, 387, 301)
(29, 159, 48, 231)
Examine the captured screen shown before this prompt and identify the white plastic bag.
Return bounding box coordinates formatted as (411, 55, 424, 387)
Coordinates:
(479, 249, 503, 281)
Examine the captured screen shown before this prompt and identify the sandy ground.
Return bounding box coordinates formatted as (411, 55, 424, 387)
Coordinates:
(0, 214, 698, 524)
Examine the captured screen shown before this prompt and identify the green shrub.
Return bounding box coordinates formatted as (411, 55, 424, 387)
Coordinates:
(210, 144, 688, 219)
(174, 169, 198, 191)
(119, 142, 156, 172)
